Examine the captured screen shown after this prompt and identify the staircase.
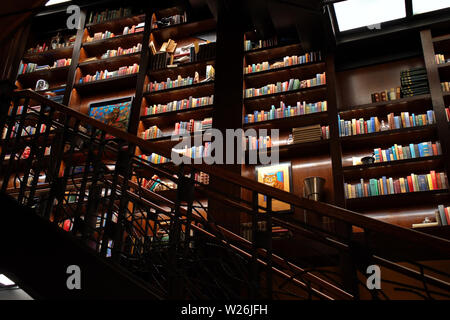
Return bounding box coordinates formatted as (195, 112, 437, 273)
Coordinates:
(1, 89, 449, 300)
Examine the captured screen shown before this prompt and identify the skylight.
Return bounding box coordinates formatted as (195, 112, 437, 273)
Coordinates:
(412, 0, 450, 14)
(334, 0, 406, 32)
(45, 0, 71, 6)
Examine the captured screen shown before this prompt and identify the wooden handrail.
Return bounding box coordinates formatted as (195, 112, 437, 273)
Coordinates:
(13, 89, 450, 256)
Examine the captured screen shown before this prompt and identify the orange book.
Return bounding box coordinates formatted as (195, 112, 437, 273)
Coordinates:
(430, 171, 438, 190)
(432, 143, 438, 156)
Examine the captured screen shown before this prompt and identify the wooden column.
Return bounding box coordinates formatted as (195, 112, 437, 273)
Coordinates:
(63, 10, 86, 106)
(207, 0, 245, 232)
(420, 30, 450, 183)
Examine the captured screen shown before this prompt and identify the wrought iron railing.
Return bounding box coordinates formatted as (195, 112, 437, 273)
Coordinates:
(1, 89, 450, 299)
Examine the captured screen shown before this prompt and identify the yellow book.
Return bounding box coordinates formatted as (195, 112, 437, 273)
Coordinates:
(394, 144, 400, 160)
(399, 177, 406, 193)
(347, 184, 352, 199)
(379, 178, 385, 195)
(352, 119, 357, 135)
(375, 117, 380, 131)
(427, 174, 434, 190)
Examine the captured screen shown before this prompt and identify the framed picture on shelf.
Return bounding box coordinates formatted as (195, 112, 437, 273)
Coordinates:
(255, 162, 293, 213)
(88, 96, 133, 133)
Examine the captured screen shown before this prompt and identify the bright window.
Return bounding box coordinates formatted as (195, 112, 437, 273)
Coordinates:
(334, 0, 406, 32)
(412, 0, 450, 14)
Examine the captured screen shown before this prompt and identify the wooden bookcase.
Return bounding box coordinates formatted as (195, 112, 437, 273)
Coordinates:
(12, 3, 450, 236)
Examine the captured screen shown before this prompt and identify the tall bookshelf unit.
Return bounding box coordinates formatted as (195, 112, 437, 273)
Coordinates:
(12, 2, 450, 239)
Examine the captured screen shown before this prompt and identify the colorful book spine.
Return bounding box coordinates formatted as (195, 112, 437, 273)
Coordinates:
(372, 141, 442, 163)
(144, 95, 214, 116)
(80, 64, 139, 83)
(243, 51, 321, 74)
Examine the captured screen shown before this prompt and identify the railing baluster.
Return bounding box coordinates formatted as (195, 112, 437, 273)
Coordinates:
(266, 196, 273, 300)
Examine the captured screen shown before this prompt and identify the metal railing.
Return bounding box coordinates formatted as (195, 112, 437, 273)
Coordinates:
(1, 89, 449, 299)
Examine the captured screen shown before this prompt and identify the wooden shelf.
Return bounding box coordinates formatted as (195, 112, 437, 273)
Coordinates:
(338, 94, 432, 117)
(346, 189, 450, 211)
(22, 46, 74, 64)
(78, 52, 141, 70)
(438, 62, 450, 80)
(73, 73, 138, 94)
(413, 225, 450, 240)
(148, 58, 215, 81)
(151, 18, 216, 42)
(342, 155, 445, 180)
(17, 66, 70, 88)
(432, 34, 450, 43)
(86, 14, 146, 33)
(243, 111, 329, 130)
(82, 32, 144, 56)
(141, 104, 214, 124)
(340, 125, 438, 149)
(244, 61, 325, 83)
(244, 43, 301, 62)
(143, 81, 214, 104)
(244, 139, 330, 164)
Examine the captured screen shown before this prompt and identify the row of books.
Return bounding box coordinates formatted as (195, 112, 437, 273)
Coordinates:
(372, 141, 442, 163)
(173, 143, 212, 159)
(143, 95, 214, 116)
(137, 153, 170, 164)
(188, 42, 216, 63)
(344, 171, 448, 199)
(243, 51, 322, 74)
(244, 100, 327, 124)
(140, 125, 163, 140)
(146, 72, 205, 92)
(371, 88, 401, 103)
(141, 175, 172, 192)
(122, 23, 145, 35)
(79, 64, 139, 83)
(244, 37, 278, 51)
(99, 44, 142, 59)
(173, 117, 213, 135)
(247, 136, 272, 151)
(338, 110, 436, 137)
(400, 67, 430, 97)
(18, 58, 71, 74)
(87, 7, 133, 24)
(26, 37, 76, 54)
(85, 23, 144, 43)
(441, 81, 450, 92)
(292, 125, 329, 144)
(2, 124, 51, 139)
(244, 73, 326, 98)
(151, 12, 187, 29)
(435, 54, 450, 65)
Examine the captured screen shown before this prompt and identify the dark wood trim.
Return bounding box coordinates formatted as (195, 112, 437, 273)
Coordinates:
(420, 29, 450, 187)
(63, 10, 86, 106)
(128, 10, 152, 136)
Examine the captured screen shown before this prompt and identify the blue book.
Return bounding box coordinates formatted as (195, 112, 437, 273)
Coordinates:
(382, 176, 388, 195)
(391, 147, 397, 160)
(426, 110, 434, 124)
(371, 117, 375, 133)
(418, 143, 424, 157)
(411, 113, 416, 126)
(418, 175, 428, 191)
(409, 143, 416, 158)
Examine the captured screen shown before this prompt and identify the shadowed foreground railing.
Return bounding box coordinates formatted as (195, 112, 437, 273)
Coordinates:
(1, 89, 449, 300)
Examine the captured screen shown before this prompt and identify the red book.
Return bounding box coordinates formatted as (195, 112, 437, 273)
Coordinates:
(430, 171, 438, 190)
(436, 174, 443, 190)
(407, 176, 414, 192)
(364, 121, 368, 134)
(394, 180, 401, 194)
(432, 143, 438, 156)
(445, 207, 450, 225)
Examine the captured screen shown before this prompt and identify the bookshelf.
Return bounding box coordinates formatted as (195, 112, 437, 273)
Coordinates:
(12, 3, 450, 235)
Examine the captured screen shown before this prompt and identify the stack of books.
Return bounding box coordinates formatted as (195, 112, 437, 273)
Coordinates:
(292, 125, 323, 143)
(400, 67, 429, 97)
(344, 171, 448, 199)
(173, 117, 212, 135)
(141, 125, 163, 140)
(100, 44, 142, 59)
